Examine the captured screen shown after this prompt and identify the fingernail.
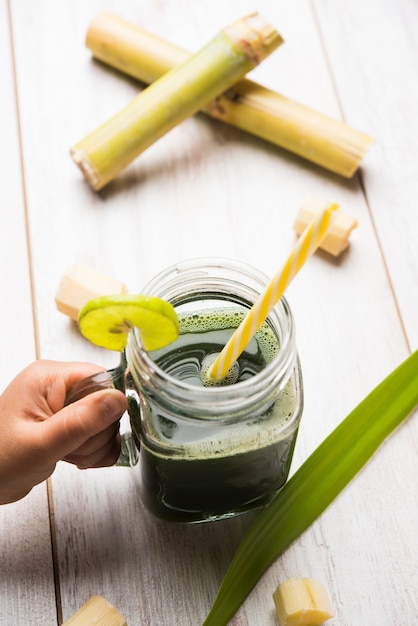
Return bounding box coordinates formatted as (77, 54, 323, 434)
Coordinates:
(102, 392, 127, 421)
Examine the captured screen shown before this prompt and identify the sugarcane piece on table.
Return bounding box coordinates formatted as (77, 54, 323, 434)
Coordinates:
(55, 262, 127, 321)
(62, 595, 127, 626)
(294, 196, 358, 256)
(273, 578, 334, 626)
(85, 12, 373, 179)
(71, 13, 283, 190)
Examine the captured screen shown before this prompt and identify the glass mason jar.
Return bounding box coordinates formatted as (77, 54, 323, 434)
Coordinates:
(67, 258, 304, 523)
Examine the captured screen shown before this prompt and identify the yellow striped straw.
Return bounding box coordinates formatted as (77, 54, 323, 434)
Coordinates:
(209, 203, 340, 380)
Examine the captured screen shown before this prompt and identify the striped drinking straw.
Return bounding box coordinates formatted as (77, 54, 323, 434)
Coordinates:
(209, 203, 340, 381)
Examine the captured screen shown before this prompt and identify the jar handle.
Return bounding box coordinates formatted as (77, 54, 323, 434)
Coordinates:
(64, 367, 123, 404)
(64, 354, 139, 467)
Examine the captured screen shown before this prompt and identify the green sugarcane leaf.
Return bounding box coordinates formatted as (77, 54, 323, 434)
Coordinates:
(202, 349, 418, 626)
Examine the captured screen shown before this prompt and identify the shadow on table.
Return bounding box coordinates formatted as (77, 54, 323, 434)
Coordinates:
(52, 464, 261, 624)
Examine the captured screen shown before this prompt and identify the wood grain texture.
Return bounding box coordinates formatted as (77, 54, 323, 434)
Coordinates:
(0, 486, 58, 626)
(312, 0, 418, 350)
(2, 0, 417, 625)
(0, 0, 35, 381)
(0, 2, 56, 622)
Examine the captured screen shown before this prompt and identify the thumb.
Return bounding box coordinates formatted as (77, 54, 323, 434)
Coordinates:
(40, 389, 127, 461)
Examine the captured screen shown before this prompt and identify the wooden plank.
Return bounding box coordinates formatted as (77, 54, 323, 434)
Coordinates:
(51, 461, 255, 624)
(0, 487, 59, 626)
(313, 0, 418, 349)
(0, 1, 57, 624)
(9, 0, 417, 624)
(0, 0, 35, 380)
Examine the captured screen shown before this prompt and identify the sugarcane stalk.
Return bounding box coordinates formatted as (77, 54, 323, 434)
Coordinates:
(71, 13, 283, 190)
(85, 12, 373, 179)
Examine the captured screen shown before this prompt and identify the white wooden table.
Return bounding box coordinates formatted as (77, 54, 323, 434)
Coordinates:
(1, 1, 417, 624)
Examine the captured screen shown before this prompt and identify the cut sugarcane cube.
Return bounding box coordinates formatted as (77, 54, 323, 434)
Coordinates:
(62, 595, 127, 625)
(273, 577, 334, 626)
(294, 196, 358, 256)
(55, 262, 127, 321)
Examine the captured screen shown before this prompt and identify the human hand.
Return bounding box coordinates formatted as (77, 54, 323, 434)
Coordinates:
(0, 360, 127, 504)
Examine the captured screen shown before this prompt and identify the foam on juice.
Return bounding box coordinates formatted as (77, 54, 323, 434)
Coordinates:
(177, 307, 279, 364)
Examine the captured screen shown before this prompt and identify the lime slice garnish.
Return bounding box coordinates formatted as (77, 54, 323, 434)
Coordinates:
(78, 294, 179, 352)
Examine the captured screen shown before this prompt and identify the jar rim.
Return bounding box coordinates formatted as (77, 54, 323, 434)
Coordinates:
(126, 257, 298, 415)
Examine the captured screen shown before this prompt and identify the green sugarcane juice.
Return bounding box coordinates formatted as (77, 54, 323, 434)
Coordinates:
(135, 307, 300, 523)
